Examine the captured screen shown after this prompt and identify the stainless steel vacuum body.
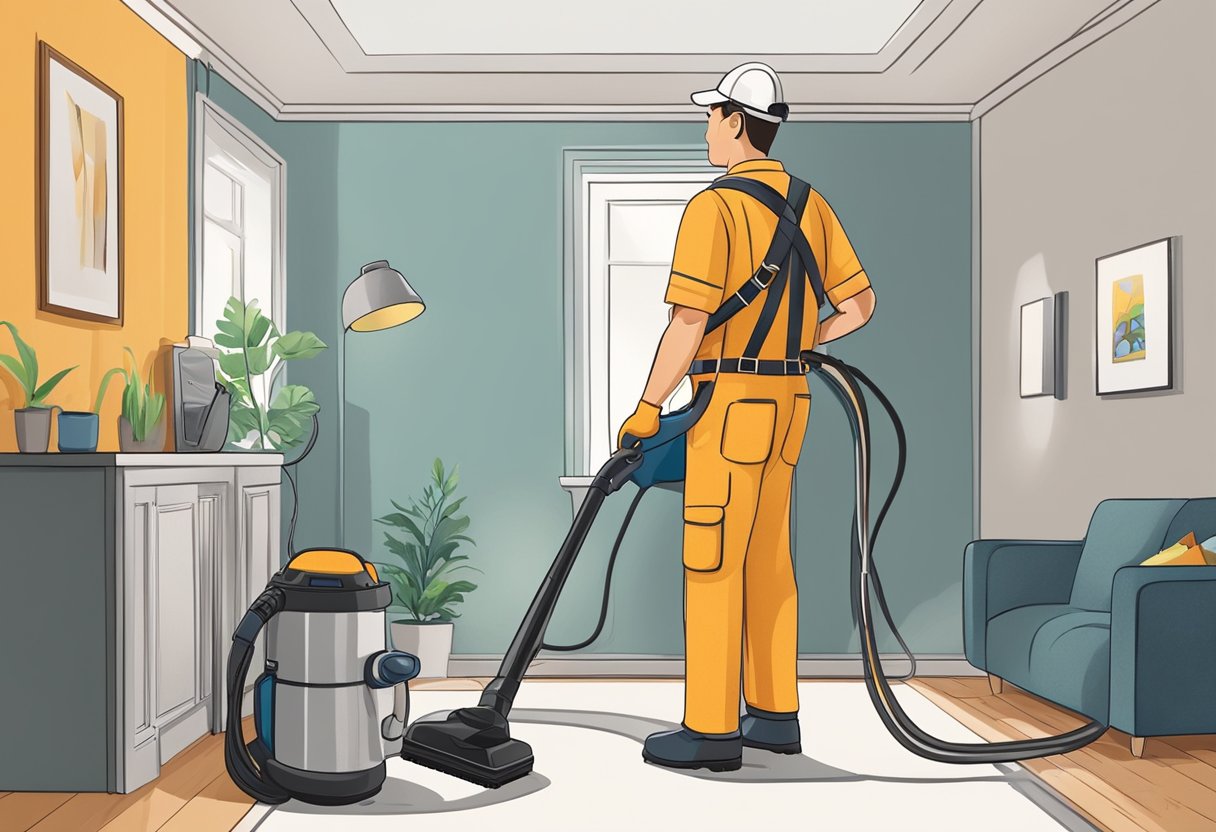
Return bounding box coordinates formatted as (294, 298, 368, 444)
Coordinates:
(226, 549, 420, 805)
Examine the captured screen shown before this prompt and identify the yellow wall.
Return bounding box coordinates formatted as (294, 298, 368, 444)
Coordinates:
(0, 0, 187, 451)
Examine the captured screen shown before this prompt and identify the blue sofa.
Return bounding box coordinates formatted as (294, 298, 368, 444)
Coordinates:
(963, 498, 1216, 754)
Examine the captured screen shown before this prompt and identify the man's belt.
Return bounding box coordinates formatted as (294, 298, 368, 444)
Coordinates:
(689, 357, 810, 376)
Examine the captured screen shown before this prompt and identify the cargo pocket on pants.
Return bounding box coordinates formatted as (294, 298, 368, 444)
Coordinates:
(683, 505, 725, 572)
(720, 399, 777, 464)
(780, 394, 812, 466)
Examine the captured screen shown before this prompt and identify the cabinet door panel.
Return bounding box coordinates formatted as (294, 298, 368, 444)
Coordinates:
(154, 485, 199, 722)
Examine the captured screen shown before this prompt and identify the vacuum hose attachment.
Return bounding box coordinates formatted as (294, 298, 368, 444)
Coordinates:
(225, 587, 290, 804)
(802, 350, 1107, 763)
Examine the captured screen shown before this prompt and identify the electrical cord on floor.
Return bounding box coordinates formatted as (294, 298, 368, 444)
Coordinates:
(541, 485, 650, 652)
(281, 413, 320, 557)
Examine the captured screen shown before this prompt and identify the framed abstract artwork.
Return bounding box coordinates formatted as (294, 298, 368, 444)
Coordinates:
(38, 41, 124, 324)
(1094, 238, 1173, 395)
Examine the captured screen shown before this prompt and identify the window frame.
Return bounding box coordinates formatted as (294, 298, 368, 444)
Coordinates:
(192, 93, 286, 339)
(564, 159, 718, 478)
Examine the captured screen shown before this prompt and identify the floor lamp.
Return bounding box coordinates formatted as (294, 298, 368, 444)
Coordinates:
(337, 260, 426, 545)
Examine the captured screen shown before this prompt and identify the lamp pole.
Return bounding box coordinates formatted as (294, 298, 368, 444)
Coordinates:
(337, 322, 348, 546)
(335, 260, 426, 551)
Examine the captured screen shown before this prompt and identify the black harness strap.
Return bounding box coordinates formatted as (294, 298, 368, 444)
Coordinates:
(709, 176, 824, 311)
(701, 176, 817, 369)
(784, 182, 814, 362)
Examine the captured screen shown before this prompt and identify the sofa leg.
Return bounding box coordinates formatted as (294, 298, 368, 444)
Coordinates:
(1130, 736, 1146, 758)
(987, 673, 1004, 695)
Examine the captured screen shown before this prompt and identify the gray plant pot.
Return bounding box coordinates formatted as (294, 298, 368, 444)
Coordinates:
(390, 621, 454, 680)
(119, 416, 167, 453)
(14, 407, 53, 453)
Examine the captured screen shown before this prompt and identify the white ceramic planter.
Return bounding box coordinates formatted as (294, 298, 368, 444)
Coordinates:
(389, 620, 454, 680)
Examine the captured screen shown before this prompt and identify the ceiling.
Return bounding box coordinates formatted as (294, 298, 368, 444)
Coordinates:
(131, 0, 1157, 120)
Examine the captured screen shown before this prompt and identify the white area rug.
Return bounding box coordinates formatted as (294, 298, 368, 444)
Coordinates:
(238, 681, 1093, 832)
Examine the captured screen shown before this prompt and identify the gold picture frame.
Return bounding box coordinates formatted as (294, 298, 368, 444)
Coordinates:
(37, 41, 125, 325)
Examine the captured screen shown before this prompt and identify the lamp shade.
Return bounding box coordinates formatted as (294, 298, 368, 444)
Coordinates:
(342, 260, 425, 332)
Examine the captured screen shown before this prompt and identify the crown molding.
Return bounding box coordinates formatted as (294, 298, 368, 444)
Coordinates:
(123, 0, 1164, 125)
(274, 102, 974, 123)
(122, 0, 285, 116)
(291, 0, 959, 76)
(971, 0, 1161, 119)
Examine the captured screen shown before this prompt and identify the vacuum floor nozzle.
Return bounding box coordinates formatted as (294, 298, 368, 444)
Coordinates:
(401, 707, 534, 789)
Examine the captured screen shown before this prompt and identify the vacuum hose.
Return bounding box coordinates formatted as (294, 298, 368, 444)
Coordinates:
(224, 587, 290, 804)
(803, 349, 1108, 762)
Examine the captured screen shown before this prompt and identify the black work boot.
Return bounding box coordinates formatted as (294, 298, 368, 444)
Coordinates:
(642, 724, 743, 772)
(741, 704, 801, 754)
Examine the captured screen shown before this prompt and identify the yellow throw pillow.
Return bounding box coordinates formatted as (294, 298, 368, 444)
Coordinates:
(1140, 532, 1203, 566)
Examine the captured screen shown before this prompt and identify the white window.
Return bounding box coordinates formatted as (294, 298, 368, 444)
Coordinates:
(567, 165, 718, 477)
(193, 96, 285, 407)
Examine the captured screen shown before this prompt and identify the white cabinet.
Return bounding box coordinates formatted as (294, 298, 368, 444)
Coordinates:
(118, 457, 281, 792)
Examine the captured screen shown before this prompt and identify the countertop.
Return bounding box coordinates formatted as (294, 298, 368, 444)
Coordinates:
(0, 452, 284, 467)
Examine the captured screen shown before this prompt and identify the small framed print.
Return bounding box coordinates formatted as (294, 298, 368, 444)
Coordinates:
(1095, 238, 1173, 395)
(1020, 296, 1055, 398)
(38, 42, 124, 324)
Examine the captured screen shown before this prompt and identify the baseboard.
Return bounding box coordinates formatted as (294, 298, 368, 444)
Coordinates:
(447, 654, 983, 678)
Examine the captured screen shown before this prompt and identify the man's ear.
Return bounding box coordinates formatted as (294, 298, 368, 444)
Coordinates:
(729, 112, 744, 140)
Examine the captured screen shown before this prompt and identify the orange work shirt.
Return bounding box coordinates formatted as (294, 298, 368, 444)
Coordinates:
(664, 159, 871, 363)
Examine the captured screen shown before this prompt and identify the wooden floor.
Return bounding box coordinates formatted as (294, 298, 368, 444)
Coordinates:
(4, 678, 1215, 832)
(0, 718, 258, 832)
(910, 677, 1216, 832)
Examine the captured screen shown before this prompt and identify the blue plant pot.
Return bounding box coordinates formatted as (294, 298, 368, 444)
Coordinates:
(58, 411, 99, 453)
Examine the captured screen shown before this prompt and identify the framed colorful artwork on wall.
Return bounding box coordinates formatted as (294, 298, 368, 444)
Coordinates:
(38, 41, 124, 324)
(1095, 238, 1173, 395)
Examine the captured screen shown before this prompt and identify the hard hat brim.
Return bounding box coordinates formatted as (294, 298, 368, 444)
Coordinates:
(691, 88, 728, 106)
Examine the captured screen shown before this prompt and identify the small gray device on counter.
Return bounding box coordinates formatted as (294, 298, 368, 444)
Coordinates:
(172, 338, 230, 452)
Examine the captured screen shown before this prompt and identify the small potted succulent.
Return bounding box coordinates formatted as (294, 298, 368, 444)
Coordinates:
(96, 348, 167, 452)
(375, 459, 478, 679)
(0, 321, 76, 453)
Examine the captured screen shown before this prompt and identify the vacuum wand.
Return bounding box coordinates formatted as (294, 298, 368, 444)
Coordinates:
(400, 446, 643, 788)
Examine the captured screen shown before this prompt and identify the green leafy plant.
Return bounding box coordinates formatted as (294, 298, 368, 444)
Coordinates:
(0, 321, 75, 409)
(213, 297, 326, 450)
(95, 348, 166, 441)
(375, 459, 478, 622)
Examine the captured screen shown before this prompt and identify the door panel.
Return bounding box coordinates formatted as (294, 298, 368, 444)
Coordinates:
(154, 486, 199, 722)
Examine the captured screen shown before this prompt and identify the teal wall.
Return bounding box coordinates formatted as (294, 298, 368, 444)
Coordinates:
(202, 70, 973, 656)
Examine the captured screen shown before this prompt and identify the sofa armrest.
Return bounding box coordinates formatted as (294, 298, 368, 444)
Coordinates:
(963, 539, 1084, 668)
(1109, 565, 1216, 736)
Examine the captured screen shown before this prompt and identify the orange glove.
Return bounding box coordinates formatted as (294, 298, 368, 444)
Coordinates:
(617, 400, 661, 449)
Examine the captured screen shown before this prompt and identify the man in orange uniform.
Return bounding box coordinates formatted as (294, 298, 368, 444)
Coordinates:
(618, 63, 877, 771)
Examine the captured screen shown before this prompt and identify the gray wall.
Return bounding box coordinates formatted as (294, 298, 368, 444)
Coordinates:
(202, 74, 974, 656)
(979, 0, 1216, 539)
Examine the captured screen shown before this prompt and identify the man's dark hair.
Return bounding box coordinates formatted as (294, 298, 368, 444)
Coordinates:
(712, 101, 783, 154)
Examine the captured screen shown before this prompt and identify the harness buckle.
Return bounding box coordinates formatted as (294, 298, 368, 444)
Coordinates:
(733, 289, 751, 307)
(738, 357, 759, 374)
(754, 263, 780, 289)
(785, 359, 805, 375)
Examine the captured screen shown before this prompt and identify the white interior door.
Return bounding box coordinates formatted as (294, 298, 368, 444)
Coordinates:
(585, 178, 712, 471)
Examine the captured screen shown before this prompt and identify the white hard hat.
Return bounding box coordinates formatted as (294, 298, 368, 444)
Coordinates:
(691, 62, 788, 123)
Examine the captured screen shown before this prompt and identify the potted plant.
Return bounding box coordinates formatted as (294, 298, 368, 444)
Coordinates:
(375, 459, 478, 679)
(0, 321, 76, 452)
(96, 348, 167, 452)
(213, 296, 326, 451)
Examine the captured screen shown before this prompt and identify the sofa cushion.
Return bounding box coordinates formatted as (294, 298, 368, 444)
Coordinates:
(985, 604, 1073, 686)
(986, 603, 1111, 722)
(1070, 499, 1185, 611)
(1028, 610, 1111, 722)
